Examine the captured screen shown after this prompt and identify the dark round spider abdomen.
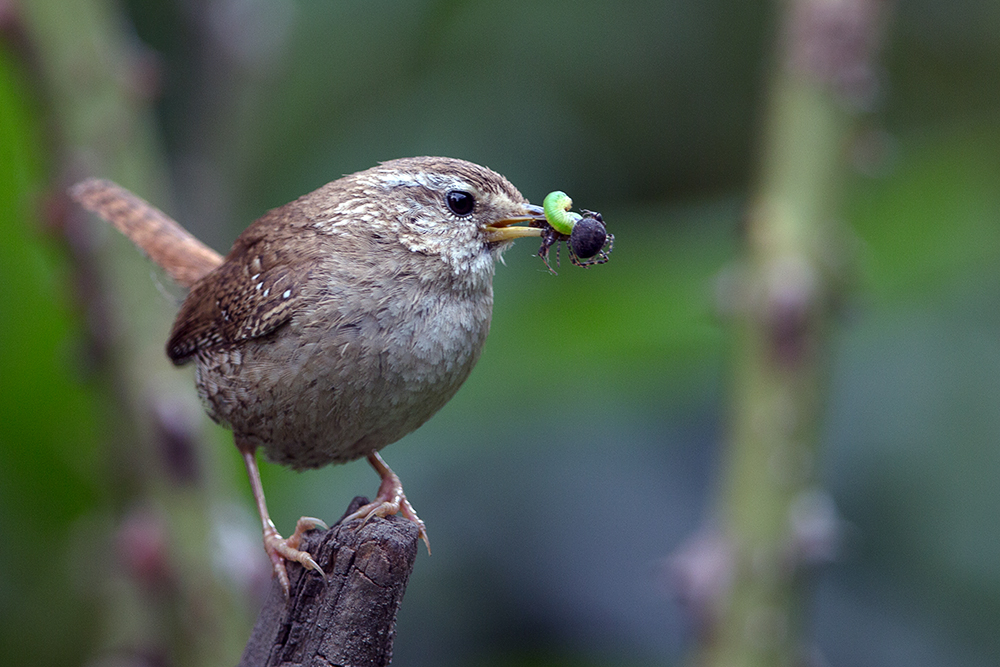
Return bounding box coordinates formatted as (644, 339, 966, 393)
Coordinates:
(570, 216, 607, 259)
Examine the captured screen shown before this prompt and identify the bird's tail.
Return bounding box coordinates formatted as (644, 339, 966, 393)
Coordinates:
(69, 178, 224, 288)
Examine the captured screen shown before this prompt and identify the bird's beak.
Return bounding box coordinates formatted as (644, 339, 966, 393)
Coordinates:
(484, 203, 546, 243)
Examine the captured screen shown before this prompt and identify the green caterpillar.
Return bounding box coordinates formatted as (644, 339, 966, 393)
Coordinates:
(542, 190, 583, 235)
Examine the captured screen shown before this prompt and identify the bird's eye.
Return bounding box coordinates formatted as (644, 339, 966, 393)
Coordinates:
(445, 190, 475, 217)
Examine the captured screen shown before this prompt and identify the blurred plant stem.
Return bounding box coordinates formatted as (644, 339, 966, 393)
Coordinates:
(690, 0, 885, 665)
(18, 0, 254, 664)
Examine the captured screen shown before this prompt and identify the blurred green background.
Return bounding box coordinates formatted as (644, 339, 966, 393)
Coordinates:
(2, 0, 999, 665)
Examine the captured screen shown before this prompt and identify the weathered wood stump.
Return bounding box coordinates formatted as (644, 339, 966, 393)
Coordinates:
(239, 497, 420, 667)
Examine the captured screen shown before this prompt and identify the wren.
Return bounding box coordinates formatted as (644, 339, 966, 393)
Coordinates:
(71, 157, 547, 596)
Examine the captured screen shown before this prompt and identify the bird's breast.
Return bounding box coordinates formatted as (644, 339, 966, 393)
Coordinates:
(197, 273, 495, 468)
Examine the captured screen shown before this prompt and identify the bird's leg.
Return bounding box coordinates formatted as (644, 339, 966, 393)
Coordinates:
(239, 441, 327, 597)
(343, 451, 431, 554)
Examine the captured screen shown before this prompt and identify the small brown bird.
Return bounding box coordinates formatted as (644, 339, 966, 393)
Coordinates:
(71, 157, 547, 596)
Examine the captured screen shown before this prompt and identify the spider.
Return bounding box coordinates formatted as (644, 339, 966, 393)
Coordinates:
(535, 210, 614, 274)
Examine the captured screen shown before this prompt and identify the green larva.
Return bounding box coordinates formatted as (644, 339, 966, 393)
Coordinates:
(542, 190, 582, 235)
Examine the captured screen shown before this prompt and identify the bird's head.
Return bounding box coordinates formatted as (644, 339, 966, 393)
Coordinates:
(338, 157, 546, 278)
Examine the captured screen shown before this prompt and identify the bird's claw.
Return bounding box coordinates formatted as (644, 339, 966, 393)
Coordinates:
(263, 516, 327, 598)
(343, 460, 431, 554)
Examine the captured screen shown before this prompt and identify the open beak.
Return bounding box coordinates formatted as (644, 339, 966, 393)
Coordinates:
(484, 203, 547, 243)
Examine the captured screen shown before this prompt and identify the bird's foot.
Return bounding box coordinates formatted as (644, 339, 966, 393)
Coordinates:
(343, 452, 431, 554)
(263, 516, 328, 598)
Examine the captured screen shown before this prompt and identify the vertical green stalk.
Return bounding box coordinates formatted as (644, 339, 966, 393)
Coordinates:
(18, 1, 252, 665)
(694, 0, 884, 665)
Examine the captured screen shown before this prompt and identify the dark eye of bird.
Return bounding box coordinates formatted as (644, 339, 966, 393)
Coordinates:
(445, 190, 475, 217)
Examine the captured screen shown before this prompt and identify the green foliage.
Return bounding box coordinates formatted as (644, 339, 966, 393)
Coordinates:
(848, 126, 1000, 299)
(0, 45, 103, 666)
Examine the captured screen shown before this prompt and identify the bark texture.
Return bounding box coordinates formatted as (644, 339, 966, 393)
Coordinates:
(240, 497, 420, 667)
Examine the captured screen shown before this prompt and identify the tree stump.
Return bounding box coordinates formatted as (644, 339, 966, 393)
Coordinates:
(239, 497, 420, 667)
